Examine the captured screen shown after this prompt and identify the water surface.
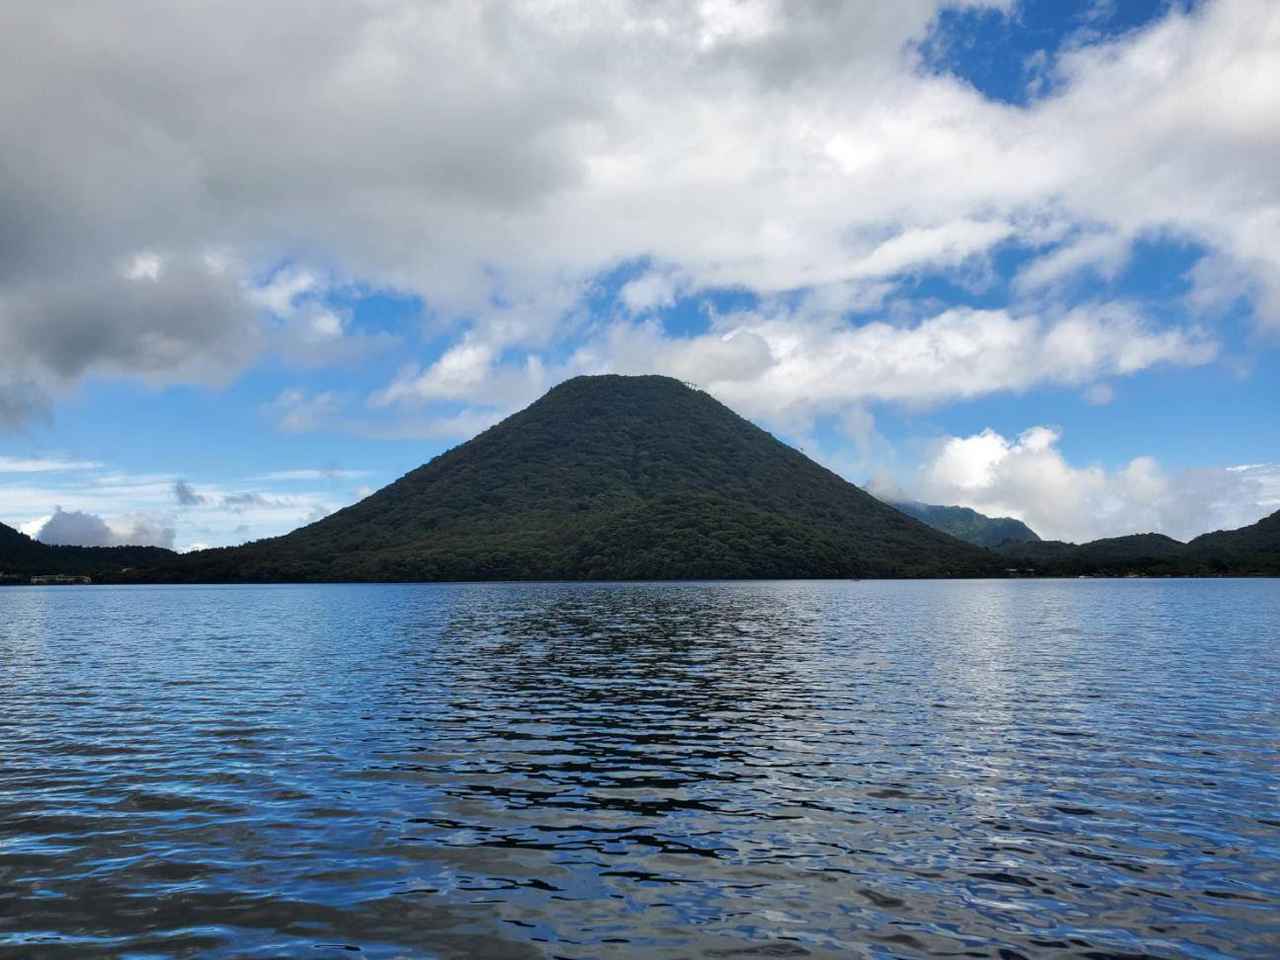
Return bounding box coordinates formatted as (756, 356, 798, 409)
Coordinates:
(1, 580, 1278, 958)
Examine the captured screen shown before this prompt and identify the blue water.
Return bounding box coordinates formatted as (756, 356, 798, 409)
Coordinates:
(1, 579, 1277, 958)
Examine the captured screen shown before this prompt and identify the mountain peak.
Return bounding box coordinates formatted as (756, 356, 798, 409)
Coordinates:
(144, 378, 998, 581)
(550, 373, 693, 392)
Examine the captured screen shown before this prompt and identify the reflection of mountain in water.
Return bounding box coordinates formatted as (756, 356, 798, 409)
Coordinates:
(392, 584, 827, 826)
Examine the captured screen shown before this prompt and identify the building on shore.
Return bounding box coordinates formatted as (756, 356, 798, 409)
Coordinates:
(29, 575, 93, 585)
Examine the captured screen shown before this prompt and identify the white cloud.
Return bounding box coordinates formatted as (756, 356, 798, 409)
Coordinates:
(373, 340, 497, 405)
(566, 299, 1214, 427)
(620, 270, 686, 314)
(36, 507, 176, 550)
(18, 515, 49, 539)
(124, 252, 163, 282)
(913, 426, 1278, 542)
(1, 0, 1276, 429)
(1226, 463, 1280, 510)
(248, 265, 401, 366)
(253, 468, 371, 481)
(251, 267, 320, 316)
(265, 389, 345, 433)
(357, 291, 1215, 443)
(1014, 228, 1131, 293)
(0, 456, 103, 473)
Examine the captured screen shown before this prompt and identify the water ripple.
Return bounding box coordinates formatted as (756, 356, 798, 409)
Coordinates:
(1, 579, 1278, 958)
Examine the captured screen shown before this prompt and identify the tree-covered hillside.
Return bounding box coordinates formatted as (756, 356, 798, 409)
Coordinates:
(995, 516, 1280, 576)
(1187, 510, 1280, 575)
(133, 375, 999, 581)
(890, 501, 1040, 548)
(0, 521, 176, 579)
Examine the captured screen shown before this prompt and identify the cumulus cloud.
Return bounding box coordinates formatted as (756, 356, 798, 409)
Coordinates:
(619, 270, 688, 314)
(36, 509, 116, 547)
(0, 256, 262, 387)
(672, 302, 1213, 422)
(912, 427, 1279, 542)
(379, 297, 1214, 433)
(36, 507, 176, 549)
(250, 266, 401, 367)
(0, 0, 1275, 430)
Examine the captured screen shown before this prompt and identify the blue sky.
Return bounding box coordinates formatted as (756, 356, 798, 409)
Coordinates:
(1, 0, 1277, 550)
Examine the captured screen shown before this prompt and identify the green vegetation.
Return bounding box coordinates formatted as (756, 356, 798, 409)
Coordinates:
(0, 521, 175, 581)
(890, 501, 1040, 548)
(128, 375, 999, 581)
(996, 516, 1280, 576)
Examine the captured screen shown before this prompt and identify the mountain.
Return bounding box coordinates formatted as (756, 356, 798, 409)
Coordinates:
(1187, 510, 1280, 574)
(0, 521, 176, 580)
(995, 515, 1280, 576)
(135, 375, 1000, 582)
(998, 532, 1185, 575)
(890, 501, 1040, 548)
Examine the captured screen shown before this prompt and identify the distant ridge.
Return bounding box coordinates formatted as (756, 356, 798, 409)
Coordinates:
(128, 375, 998, 581)
(996, 514, 1280, 576)
(0, 521, 176, 580)
(890, 501, 1040, 548)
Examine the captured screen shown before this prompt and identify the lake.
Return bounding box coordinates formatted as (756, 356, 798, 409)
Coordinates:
(1, 580, 1277, 958)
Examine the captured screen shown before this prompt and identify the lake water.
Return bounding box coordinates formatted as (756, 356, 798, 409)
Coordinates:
(1, 580, 1277, 959)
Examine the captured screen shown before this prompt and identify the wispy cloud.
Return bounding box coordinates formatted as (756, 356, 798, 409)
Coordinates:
(173, 479, 207, 506)
(0, 456, 103, 473)
(252, 468, 371, 482)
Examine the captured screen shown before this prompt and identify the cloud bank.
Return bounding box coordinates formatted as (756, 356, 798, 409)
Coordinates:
(1, 0, 1275, 428)
(911, 427, 1280, 543)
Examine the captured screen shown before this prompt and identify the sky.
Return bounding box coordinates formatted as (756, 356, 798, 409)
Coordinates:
(1, 0, 1278, 551)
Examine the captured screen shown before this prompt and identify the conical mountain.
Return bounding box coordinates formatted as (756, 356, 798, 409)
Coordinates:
(151, 375, 1000, 581)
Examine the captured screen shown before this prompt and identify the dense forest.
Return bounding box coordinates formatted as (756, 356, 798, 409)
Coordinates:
(117, 375, 999, 581)
(995, 513, 1280, 577)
